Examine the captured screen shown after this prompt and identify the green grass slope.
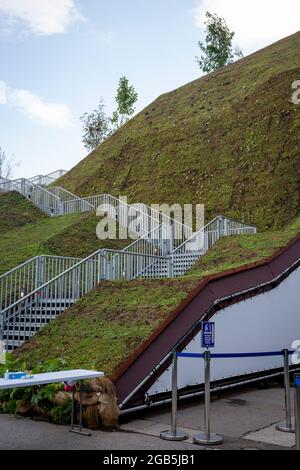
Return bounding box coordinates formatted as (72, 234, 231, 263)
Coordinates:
(0, 191, 45, 234)
(14, 279, 198, 376)
(58, 32, 300, 231)
(12, 217, 300, 376)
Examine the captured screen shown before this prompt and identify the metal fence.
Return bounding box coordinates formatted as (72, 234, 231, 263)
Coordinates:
(173, 216, 257, 256)
(0, 172, 257, 350)
(0, 255, 83, 312)
(28, 170, 67, 187)
(0, 248, 167, 350)
(0, 178, 63, 216)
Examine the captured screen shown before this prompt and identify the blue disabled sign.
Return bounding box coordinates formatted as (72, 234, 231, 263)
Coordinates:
(201, 321, 215, 349)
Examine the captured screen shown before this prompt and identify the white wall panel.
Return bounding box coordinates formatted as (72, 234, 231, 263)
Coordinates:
(149, 266, 300, 395)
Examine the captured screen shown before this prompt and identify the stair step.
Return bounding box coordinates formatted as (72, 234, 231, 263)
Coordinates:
(7, 312, 60, 324)
(4, 322, 52, 332)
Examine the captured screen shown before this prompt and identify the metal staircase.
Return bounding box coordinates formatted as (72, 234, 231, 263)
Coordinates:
(28, 170, 67, 187)
(0, 171, 257, 351)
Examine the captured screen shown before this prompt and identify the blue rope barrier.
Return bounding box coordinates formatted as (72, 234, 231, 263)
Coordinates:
(178, 353, 204, 359)
(177, 350, 295, 360)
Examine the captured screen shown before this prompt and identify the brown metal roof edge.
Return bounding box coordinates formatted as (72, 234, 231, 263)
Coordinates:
(111, 232, 300, 383)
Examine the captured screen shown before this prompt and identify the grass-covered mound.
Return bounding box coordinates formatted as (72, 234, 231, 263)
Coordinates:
(11, 216, 300, 377)
(57, 32, 300, 231)
(187, 216, 300, 279)
(40, 212, 133, 258)
(0, 196, 133, 275)
(0, 191, 45, 234)
(13, 279, 198, 376)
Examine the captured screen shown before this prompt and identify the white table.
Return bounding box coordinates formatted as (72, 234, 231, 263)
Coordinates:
(0, 369, 104, 436)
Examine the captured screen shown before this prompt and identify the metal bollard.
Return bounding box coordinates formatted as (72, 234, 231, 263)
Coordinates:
(276, 349, 295, 433)
(193, 350, 223, 446)
(160, 350, 189, 441)
(295, 374, 300, 450)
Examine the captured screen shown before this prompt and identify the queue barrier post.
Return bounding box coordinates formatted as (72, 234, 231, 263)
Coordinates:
(161, 348, 298, 446)
(160, 350, 189, 442)
(193, 350, 223, 446)
(294, 374, 300, 450)
(276, 349, 295, 433)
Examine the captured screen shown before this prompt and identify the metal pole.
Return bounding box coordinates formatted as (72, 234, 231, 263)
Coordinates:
(294, 374, 300, 450)
(69, 381, 91, 437)
(194, 351, 223, 445)
(276, 349, 295, 433)
(160, 350, 189, 441)
(204, 349, 211, 440)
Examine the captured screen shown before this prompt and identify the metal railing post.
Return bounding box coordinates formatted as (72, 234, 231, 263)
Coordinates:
(294, 374, 300, 450)
(194, 351, 223, 446)
(217, 217, 222, 239)
(160, 350, 189, 441)
(99, 251, 108, 281)
(168, 255, 174, 278)
(276, 349, 295, 433)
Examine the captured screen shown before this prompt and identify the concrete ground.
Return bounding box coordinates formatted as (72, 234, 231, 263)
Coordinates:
(121, 383, 296, 450)
(0, 384, 296, 450)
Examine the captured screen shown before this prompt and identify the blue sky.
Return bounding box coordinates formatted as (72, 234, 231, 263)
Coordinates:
(0, 0, 299, 179)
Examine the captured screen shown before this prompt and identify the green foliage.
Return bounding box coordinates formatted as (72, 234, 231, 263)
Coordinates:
(51, 398, 72, 425)
(0, 146, 18, 179)
(80, 99, 111, 152)
(196, 12, 242, 73)
(80, 77, 138, 150)
(0, 357, 68, 421)
(111, 76, 138, 129)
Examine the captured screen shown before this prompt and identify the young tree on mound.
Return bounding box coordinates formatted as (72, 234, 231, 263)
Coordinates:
(0, 146, 18, 179)
(196, 12, 243, 74)
(80, 99, 111, 152)
(111, 76, 138, 129)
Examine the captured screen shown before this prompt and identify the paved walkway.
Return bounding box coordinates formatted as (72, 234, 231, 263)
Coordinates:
(0, 384, 296, 450)
(121, 384, 296, 450)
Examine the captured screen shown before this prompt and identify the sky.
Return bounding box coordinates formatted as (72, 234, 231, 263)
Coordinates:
(0, 0, 299, 179)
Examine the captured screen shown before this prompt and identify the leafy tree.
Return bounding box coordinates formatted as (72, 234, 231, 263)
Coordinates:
(80, 99, 111, 152)
(196, 12, 243, 74)
(111, 76, 138, 129)
(0, 146, 17, 179)
(80, 78, 138, 152)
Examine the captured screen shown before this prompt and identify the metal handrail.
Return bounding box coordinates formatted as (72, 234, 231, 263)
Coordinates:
(173, 216, 257, 255)
(0, 173, 258, 350)
(1, 249, 165, 316)
(0, 255, 83, 312)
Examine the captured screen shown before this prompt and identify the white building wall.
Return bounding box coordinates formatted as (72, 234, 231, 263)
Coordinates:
(149, 266, 300, 395)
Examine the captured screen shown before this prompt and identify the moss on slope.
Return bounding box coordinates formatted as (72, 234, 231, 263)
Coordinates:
(57, 32, 300, 231)
(40, 212, 133, 258)
(13, 216, 300, 376)
(0, 191, 45, 234)
(14, 279, 198, 376)
(0, 209, 131, 275)
(187, 216, 300, 279)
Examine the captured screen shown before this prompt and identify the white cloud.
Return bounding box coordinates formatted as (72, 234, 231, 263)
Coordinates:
(194, 0, 300, 54)
(0, 0, 82, 35)
(10, 89, 74, 129)
(0, 79, 74, 129)
(0, 80, 6, 104)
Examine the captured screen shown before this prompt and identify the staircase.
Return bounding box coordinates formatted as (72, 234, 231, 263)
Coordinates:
(2, 299, 71, 351)
(0, 172, 257, 351)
